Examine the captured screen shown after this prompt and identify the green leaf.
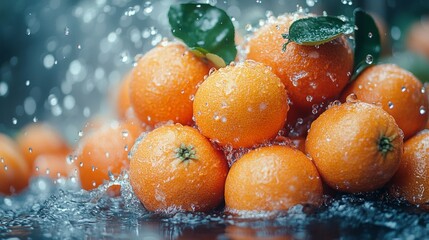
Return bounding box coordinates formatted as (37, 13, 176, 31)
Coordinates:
(168, 3, 237, 68)
(282, 16, 352, 51)
(352, 9, 381, 80)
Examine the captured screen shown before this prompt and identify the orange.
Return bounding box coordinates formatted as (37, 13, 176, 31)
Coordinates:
(407, 18, 429, 59)
(0, 133, 30, 195)
(247, 14, 353, 111)
(193, 60, 289, 148)
(306, 101, 403, 193)
(130, 42, 210, 127)
(75, 121, 141, 190)
(225, 145, 323, 212)
(116, 72, 133, 120)
(32, 154, 76, 180)
(16, 123, 71, 168)
(389, 130, 429, 208)
(129, 124, 229, 212)
(341, 64, 429, 139)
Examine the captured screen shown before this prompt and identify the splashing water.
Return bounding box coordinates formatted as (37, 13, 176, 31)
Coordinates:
(2, 0, 429, 239)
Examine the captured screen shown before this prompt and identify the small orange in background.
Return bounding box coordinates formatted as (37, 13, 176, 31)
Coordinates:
(75, 121, 141, 190)
(116, 72, 133, 120)
(225, 145, 323, 212)
(247, 14, 353, 111)
(129, 124, 229, 212)
(341, 64, 429, 139)
(130, 42, 210, 127)
(16, 123, 71, 169)
(193, 60, 289, 148)
(389, 130, 429, 208)
(32, 154, 76, 180)
(306, 101, 403, 193)
(0, 133, 30, 195)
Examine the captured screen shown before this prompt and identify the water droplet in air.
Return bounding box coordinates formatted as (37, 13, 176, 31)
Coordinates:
(29, 148, 33, 153)
(401, 86, 407, 92)
(77, 44, 82, 49)
(79, 162, 84, 167)
(12, 118, 17, 125)
(346, 93, 358, 103)
(35, 166, 39, 172)
(306, 0, 317, 7)
(209, 67, 216, 75)
(306, 95, 313, 102)
(4, 165, 8, 171)
(46, 168, 50, 175)
(245, 24, 253, 32)
(122, 131, 129, 138)
(105, 152, 110, 158)
(365, 54, 373, 64)
(421, 87, 426, 94)
(143, 1, 153, 15)
(26, 28, 31, 35)
(420, 106, 426, 115)
(64, 27, 70, 35)
(33, 117, 38, 122)
(0, 158, 3, 163)
(124, 5, 140, 16)
(368, 32, 373, 38)
(0, 82, 9, 96)
(120, 51, 129, 63)
(92, 181, 96, 187)
(78, 131, 83, 137)
(388, 101, 394, 109)
(25, 80, 30, 86)
(91, 166, 96, 172)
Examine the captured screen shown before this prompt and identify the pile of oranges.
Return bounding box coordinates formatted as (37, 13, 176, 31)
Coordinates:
(2, 12, 429, 215)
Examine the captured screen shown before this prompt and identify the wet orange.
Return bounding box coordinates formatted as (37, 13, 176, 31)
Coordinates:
(341, 64, 429, 139)
(0, 133, 30, 195)
(129, 124, 229, 212)
(116, 72, 133, 120)
(75, 121, 141, 190)
(306, 101, 403, 193)
(247, 14, 353, 111)
(130, 42, 210, 127)
(225, 145, 323, 212)
(16, 123, 71, 169)
(193, 60, 289, 148)
(389, 130, 429, 208)
(32, 154, 76, 180)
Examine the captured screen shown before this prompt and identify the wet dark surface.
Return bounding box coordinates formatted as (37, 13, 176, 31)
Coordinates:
(2, 1, 429, 239)
(1, 177, 429, 240)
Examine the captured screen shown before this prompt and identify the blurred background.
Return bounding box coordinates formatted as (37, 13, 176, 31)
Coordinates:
(1, 0, 429, 142)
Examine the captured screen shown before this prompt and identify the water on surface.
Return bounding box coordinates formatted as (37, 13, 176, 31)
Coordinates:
(1, 175, 429, 240)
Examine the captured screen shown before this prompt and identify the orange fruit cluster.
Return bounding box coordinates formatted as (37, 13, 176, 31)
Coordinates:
(2, 11, 429, 215)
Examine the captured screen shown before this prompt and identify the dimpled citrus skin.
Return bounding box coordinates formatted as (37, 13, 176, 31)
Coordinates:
(247, 14, 353, 111)
(0, 133, 30, 195)
(306, 102, 403, 193)
(193, 60, 289, 148)
(225, 145, 323, 212)
(341, 64, 429, 140)
(389, 130, 429, 207)
(129, 124, 229, 212)
(130, 42, 210, 127)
